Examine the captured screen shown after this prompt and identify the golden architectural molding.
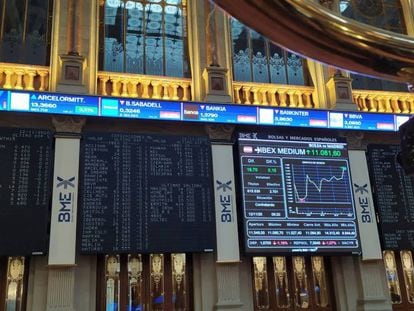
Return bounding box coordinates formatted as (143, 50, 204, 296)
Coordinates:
(0, 64, 50, 91)
(97, 72, 192, 101)
(233, 82, 315, 107)
(353, 89, 414, 113)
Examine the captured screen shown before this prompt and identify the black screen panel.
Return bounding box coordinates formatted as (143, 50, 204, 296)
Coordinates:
(367, 144, 414, 250)
(0, 128, 53, 255)
(79, 132, 215, 254)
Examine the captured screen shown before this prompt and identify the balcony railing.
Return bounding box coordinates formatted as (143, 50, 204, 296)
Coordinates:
(233, 82, 316, 108)
(97, 72, 192, 101)
(353, 90, 414, 114)
(0, 63, 49, 91)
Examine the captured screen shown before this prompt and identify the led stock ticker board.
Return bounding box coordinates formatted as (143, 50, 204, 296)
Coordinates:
(238, 134, 360, 254)
(367, 144, 414, 250)
(79, 133, 215, 254)
(0, 128, 53, 255)
(2, 89, 411, 132)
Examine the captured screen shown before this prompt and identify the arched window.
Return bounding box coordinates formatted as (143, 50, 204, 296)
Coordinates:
(0, 0, 53, 66)
(99, 0, 190, 78)
(231, 18, 310, 86)
(340, 0, 408, 91)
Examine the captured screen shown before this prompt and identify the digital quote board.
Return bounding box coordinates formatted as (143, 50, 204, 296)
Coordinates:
(367, 144, 414, 250)
(0, 128, 53, 255)
(5, 89, 411, 132)
(238, 133, 360, 254)
(79, 132, 215, 254)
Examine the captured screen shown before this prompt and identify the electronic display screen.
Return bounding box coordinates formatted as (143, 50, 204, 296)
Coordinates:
(0, 90, 7, 111)
(4, 90, 408, 132)
(79, 132, 215, 254)
(183, 102, 257, 124)
(0, 128, 53, 255)
(329, 111, 395, 131)
(9, 91, 99, 115)
(101, 97, 182, 120)
(367, 144, 414, 250)
(259, 108, 329, 128)
(238, 133, 360, 254)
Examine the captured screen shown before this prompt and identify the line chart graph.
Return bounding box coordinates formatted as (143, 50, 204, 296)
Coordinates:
(283, 159, 354, 217)
(293, 165, 349, 204)
(291, 161, 351, 204)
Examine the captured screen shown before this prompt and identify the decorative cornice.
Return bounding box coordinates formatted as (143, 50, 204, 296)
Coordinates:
(205, 124, 235, 141)
(52, 116, 86, 133)
(340, 131, 365, 149)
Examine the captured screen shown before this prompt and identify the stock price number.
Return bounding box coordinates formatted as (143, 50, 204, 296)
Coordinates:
(306, 149, 342, 157)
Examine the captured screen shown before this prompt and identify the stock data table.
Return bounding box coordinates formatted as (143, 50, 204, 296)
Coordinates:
(238, 134, 360, 254)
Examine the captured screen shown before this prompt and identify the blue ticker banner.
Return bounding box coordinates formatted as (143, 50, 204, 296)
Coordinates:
(0, 90, 7, 111)
(4, 89, 412, 132)
(258, 108, 329, 128)
(183, 102, 257, 124)
(9, 92, 99, 116)
(101, 97, 181, 120)
(328, 111, 395, 131)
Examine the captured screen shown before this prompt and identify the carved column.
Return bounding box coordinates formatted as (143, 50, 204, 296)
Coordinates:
(332, 256, 392, 311)
(46, 269, 76, 311)
(205, 124, 234, 141)
(356, 259, 393, 311)
(215, 264, 243, 310)
(332, 132, 391, 311)
(340, 131, 365, 150)
(46, 116, 85, 311)
(56, 0, 87, 93)
(67, 0, 81, 55)
(326, 71, 357, 110)
(205, 2, 219, 67)
(318, 0, 357, 109)
(202, 2, 232, 102)
(52, 116, 85, 134)
(204, 125, 244, 310)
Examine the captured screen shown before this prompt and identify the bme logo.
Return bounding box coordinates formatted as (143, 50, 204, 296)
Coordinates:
(354, 183, 368, 194)
(353, 183, 372, 223)
(57, 176, 75, 223)
(57, 176, 75, 189)
(216, 180, 233, 223)
(216, 180, 232, 192)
